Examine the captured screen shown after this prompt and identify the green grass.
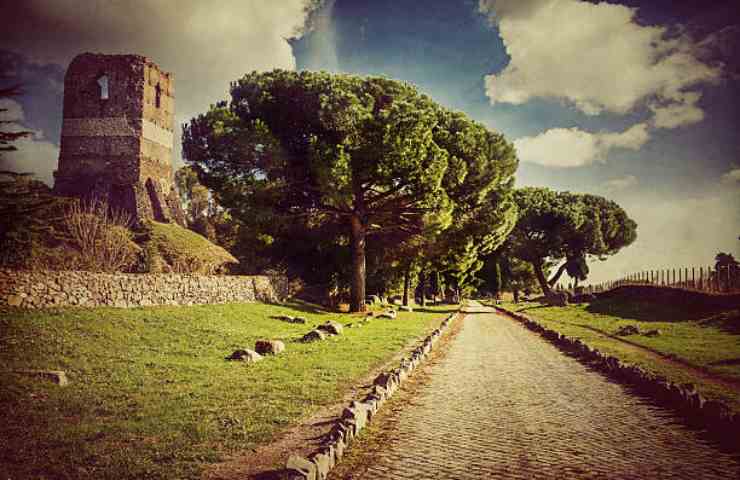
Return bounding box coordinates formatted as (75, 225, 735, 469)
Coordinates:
(144, 221, 237, 272)
(0, 301, 453, 480)
(498, 299, 740, 411)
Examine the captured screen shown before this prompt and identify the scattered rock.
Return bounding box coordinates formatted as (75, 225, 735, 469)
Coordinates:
(286, 454, 317, 480)
(643, 329, 662, 337)
(366, 295, 381, 305)
(545, 292, 569, 307)
(7, 295, 23, 307)
(399, 306, 413, 312)
(377, 310, 397, 319)
(302, 329, 327, 343)
(311, 451, 332, 479)
(254, 340, 285, 355)
(271, 315, 307, 324)
(317, 321, 343, 336)
(571, 293, 597, 304)
(615, 325, 640, 336)
(225, 349, 263, 363)
(14, 370, 69, 386)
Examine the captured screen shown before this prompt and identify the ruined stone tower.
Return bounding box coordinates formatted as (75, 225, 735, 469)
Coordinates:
(53, 53, 185, 226)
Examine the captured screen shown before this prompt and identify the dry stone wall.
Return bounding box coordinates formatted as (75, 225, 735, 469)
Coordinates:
(0, 270, 284, 309)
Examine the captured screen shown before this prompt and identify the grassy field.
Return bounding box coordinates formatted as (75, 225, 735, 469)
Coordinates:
(498, 298, 740, 411)
(0, 301, 455, 480)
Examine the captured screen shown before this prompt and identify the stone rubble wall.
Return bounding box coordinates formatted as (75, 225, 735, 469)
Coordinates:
(285, 311, 461, 480)
(0, 269, 285, 309)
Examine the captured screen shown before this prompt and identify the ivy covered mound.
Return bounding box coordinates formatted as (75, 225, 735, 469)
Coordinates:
(142, 221, 237, 274)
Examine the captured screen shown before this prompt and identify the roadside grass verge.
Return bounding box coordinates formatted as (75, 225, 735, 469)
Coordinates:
(0, 301, 452, 480)
(498, 299, 740, 411)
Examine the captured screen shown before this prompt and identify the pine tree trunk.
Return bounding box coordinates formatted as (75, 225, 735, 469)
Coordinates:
(419, 270, 426, 307)
(402, 263, 411, 306)
(349, 215, 367, 312)
(548, 261, 568, 286)
(533, 261, 552, 296)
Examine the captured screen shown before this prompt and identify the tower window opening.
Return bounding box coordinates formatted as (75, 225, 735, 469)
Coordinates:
(155, 83, 162, 108)
(97, 74, 109, 100)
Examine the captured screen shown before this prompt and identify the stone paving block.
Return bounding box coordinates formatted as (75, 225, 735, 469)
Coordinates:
(347, 306, 740, 480)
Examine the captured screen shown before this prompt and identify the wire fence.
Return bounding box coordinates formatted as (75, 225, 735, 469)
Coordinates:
(573, 264, 740, 295)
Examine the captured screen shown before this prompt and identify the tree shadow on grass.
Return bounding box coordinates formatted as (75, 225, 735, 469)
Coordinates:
(585, 297, 725, 324)
(278, 300, 331, 316)
(412, 307, 458, 314)
(697, 310, 740, 336)
(517, 304, 550, 313)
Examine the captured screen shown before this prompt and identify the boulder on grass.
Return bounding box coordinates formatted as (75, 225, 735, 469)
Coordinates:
(255, 340, 285, 355)
(399, 305, 413, 312)
(14, 370, 69, 386)
(378, 309, 397, 319)
(225, 349, 263, 363)
(270, 315, 307, 324)
(302, 329, 327, 343)
(615, 325, 640, 336)
(317, 321, 344, 336)
(545, 292, 569, 307)
(643, 329, 662, 337)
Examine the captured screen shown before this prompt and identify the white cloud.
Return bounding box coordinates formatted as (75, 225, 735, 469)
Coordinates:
(480, 0, 721, 127)
(1, 100, 58, 185)
(0, 134, 59, 186)
(721, 168, 740, 186)
(649, 91, 705, 129)
(5, 1, 322, 169)
(586, 190, 740, 283)
(602, 175, 638, 193)
(16, 0, 317, 119)
(513, 123, 649, 168)
(0, 99, 25, 122)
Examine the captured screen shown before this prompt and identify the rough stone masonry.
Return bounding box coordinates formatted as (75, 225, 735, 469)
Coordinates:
(53, 53, 186, 226)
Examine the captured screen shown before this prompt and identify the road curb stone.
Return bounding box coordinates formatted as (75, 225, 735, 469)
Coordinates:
(494, 304, 740, 449)
(284, 308, 461, 480)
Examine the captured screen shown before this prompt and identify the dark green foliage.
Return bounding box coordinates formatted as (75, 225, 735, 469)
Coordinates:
(478, 254, 503, 295)
(0, 84, 31, 157)
(183, 70, 518, 310)
(0, 171, 72, 268)
(506, 187, 637, 294)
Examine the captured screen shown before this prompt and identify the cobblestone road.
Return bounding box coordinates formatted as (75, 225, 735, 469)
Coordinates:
(344, 305, 740, 479)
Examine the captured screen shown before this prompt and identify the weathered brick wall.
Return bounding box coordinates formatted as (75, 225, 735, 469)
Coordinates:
(53, 52, 185, 228)
(0, 270, 286, 309)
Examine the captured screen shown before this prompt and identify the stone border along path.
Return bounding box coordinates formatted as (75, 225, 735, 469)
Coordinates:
(283, 310, 461, 480)
(329, 301, 740, 480)
(495, 304, 740, 447)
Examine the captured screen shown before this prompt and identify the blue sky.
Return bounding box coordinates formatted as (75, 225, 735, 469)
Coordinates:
(1, 0, 738, 283)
